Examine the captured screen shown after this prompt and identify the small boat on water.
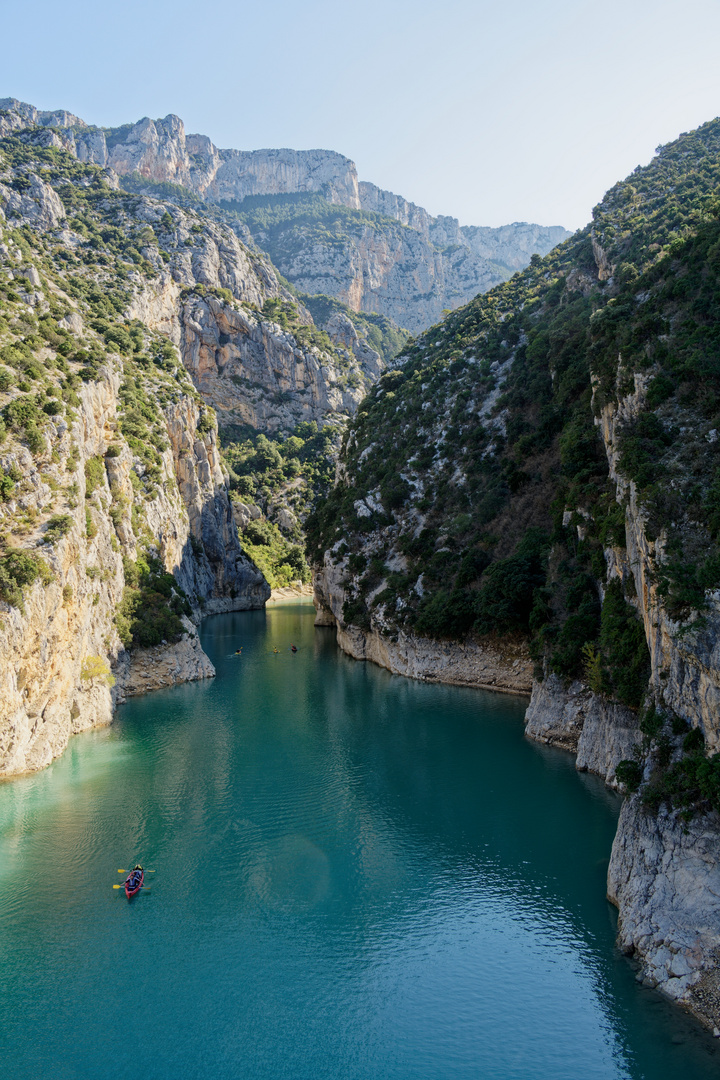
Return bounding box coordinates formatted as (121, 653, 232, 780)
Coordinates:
(124, 865, 144, 899)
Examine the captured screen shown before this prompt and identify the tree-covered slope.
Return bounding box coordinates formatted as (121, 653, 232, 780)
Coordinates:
(308, 117, 720, 707)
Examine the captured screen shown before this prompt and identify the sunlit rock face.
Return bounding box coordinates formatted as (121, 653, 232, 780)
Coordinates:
(0, 100, 570, 335)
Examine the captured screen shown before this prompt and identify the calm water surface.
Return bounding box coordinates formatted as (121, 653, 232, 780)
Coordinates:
(1, 602, 718, 1079)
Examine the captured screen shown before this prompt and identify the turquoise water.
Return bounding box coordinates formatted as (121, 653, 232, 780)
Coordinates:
(0, 603, 718, 1079)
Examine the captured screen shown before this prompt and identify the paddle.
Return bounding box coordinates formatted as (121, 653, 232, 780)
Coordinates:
(113, 884, 151, 891)
(117, 869, 156, 873)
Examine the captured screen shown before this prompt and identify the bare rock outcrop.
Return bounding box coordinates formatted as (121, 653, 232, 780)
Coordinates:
(0, 173, 66, 230)
(179, 295, 366, 431)
(524, 674, 640, 787)
(524, 674, 591, 751)
(114, 620, 215, 699)
(608, 799, 720, 1029)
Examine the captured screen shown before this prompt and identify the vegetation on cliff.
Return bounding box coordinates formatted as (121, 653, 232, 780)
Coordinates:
(617, 705, 720, 821)
(220, 420, 336, 587)
(0, 117, 390, 607)
(0, 131, 232, 632)
(308, 118, 720, 712)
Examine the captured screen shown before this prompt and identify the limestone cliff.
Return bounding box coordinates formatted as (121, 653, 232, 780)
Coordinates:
(104, 188, 381, 431)
(0, 100, 570, 335)
(522, 362, 720, 1028)
(0, 358, 266, 777)
(608, 798, 720, 1029)
(524, 674, 641, 787)
(0, 152, 272, 776)
(0, 104, 393, 723)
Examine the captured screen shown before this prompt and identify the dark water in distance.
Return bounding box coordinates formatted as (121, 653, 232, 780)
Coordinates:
(1, 602, 718, 1080)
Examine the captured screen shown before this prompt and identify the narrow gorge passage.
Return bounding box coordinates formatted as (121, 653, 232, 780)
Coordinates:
(0, 602, 717, 1080)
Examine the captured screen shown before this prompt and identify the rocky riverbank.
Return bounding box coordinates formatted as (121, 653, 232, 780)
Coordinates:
(313, 560, 532, 693)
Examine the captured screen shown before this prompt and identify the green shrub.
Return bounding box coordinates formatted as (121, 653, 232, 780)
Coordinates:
(3, 395, 39, 429)
(615, 759, 643, 791)
(84, 455, 105, 497)
(244, 518, 275, 546)
(618, 413, 674, 488)
(0, 470, 16, 500)
(599, 580, 650, 708)
(43, 514, 73, 543)
(240, 517, 311, 588)
(196, 410, 215, 436)
(115, 554, 188, 649)
(474, 529, 550, 636)
(0, 549, 52, 610)
(25, 424, 46, 456)
(643, 745, 720, 819)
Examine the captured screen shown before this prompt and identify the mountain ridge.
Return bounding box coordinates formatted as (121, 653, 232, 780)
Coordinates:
(0, 99, 570, 332)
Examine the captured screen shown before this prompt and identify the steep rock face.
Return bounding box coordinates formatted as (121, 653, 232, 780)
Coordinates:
(575, 697, 640, 787)
(461, 222, 572, 271)
(114, 617, 215, 699)
(323, 312, 383, 379)
(0, 358, 266, 777)
(0, 102, 362, 207)
(314, 554, 532, 693)
(0, 100, 570, 335)
(161, 396, 269, 611)
(598, 382, 720, 751)
(524, 674, 590, 751)
(524, 674, 640, 787)
(261, 217, 509, 334)
(0, 380, 124, 774)
(178, 295, 367, 431)
(521, 375, 720, 1021)
(358, 181, 435, 234)
(0, 172, 66, 231)
(608, 799, 720, 1029)
(116, 203, 380, 431)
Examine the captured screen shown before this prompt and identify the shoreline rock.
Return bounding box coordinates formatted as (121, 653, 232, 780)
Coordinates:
(313, 563, 532, 694)
(608, 797, 720, 1031)
(114, 619, 216, 700)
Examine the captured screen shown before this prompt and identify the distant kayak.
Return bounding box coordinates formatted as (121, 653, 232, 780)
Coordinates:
(124, 865, 144, 899)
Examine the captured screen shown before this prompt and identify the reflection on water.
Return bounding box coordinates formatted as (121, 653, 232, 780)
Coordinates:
(0, 601, 717, 1079)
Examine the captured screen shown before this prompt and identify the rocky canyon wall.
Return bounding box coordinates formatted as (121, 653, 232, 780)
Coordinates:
(0, 100, 570, 335)
(0, 360, 267, 777)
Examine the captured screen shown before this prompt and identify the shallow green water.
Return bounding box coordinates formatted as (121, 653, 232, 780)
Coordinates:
(0, 602, 717, 1079)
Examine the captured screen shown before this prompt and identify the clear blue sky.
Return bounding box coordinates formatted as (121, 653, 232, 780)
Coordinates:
(3, 0, 720, 230)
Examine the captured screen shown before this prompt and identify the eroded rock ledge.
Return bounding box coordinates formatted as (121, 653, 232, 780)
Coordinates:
(313, 563, 532, 694)
(524, 673, 641, 788)
(114, 620, 215, 700)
